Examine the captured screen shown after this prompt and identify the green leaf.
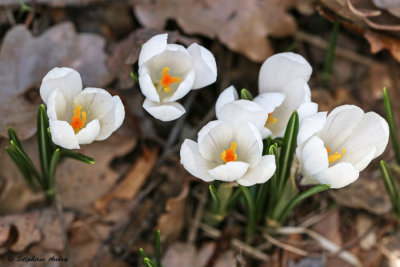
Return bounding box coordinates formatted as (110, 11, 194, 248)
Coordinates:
(240, 88, 253, 101)
(10, 140, 42, 185)
(8, 127, 22, 148)
(322, 20, 340, 87)
(380, 160, 399, 215)
(154, 230, 162, 267)
(47, 149, 60, 199)
(209, 184, 220, 212)
(278, 111, 299, 192)
(5, 147, 36, 189)
(144, 258, 157, 267)
(139, 248, 148, 260)
(60, 149, 95, 164)
(277, 184, 330, 224)
(239, 185, 256, 242)
(383, 88, 400, 165)
(37, 104, 51, 182)
(130, 72, 139, 82)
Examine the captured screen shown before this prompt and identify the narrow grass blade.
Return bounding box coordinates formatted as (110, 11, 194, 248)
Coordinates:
(239, 185, 256, 242)
(10, 140, 42, 184)
(277, 184, 330, 224)
(278, 111, 299, 192)
(60, 149, 95, 164)
(47, 149, 60, 198)
(154, 230, 162, 267)
(5, 147, 36, 189)
(209, 184, 220, 212)
(380, 160, 399, 214)
(240, 88, 253, 101)
(383, 88, 400, 165)
(144, 258, 157, 267)
(37, 104, 51, 181)
(139, 248, 148, 260)
(8, 127, 22, 148)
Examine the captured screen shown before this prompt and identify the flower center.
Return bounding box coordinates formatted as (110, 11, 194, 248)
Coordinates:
(221, 142, 238, 163)
(326, 147, 346, 163)
(265, 113, 277, 127)
(160, 67, 181, 93)
(70, 104, 86, 133)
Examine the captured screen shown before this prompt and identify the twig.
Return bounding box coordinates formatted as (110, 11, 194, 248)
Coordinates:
(294, 30, 375, 66)
(187, 185, 208, 243)
(263, 233, 309, 257)
(196, 221, 270, 262)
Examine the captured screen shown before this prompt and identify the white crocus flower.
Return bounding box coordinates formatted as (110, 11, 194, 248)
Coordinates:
(296, 105, 389, 189)
(256, 52, 318, 137)
(138, 33, 217, 121)
(180, 104, 276, 186)
(40, 67, 125, 150)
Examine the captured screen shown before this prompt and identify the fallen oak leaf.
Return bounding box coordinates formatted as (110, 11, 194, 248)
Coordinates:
(364, 30, 400, 62)
(0, 22, 112, 140)
(95, 147, 158, 214)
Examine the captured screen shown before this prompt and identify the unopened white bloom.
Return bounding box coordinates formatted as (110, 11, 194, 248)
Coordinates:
(139, 33, 217, 121)
(40, 67, 125, 149)
(296, 105, 389, 189)
(180, 103, 275, 186)
(256, 52, 318, 137)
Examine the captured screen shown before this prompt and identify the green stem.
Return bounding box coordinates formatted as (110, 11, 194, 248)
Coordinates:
(322, 20, 340, 88)
(239, 185, 256, 242)
(383, 88, 400, 165)
(380, 160, 400, 216)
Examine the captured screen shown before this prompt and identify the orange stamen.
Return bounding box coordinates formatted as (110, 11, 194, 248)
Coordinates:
(160, 67, 181, 93)
(265, 113, 277, 127)
(326, 147, 346, 163)
(70, 105, 86, 133)
(221, 142, 238, 163)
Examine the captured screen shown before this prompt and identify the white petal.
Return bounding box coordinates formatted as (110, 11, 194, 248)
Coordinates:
(198, 120, 233, 161)
(49, 119, 79, 149)
(96, 96, 125, 141)
(166, 43, 191, 55)
(143, 98, 186, 121)
(208, 161, 249, 182)
(40, 67, 82, 104)
(259, 52, 312, 93)
(138, 66, 160, 103)
(46, 89, 67, 121)
(187, 43, 217, 89)
(164, 70, 195, 102)
(235, 122, 263, 167)
(215, 86, 238, 118)
(180, 139, 217, 182)
(297, 112, 327, 145)
(265, 104, 293, 138)
(280, 78, 310, 108)
(318, 105, 364, 152)
(253, 92, 285, 114)
(343, 112, 389, 158)
(218, 100, 268, 131)
(300, 136, 329, 177)
(76, 119, 100, 144)
(340, 146, 376, 172)
(73, 88, 114, 120)
(313, 162, 359, 189)
(297, 101, 318, 122)
(138, 33, 168, 66)
(261, 127, 273, 139)
(236, 155, 276, 186)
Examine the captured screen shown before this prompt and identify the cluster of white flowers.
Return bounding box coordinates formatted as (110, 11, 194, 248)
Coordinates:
(40, 33, 389, 190)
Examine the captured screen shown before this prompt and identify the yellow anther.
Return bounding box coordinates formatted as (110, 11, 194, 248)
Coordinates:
(265, 113, 277, 127)
(161, 67, 181, 93)
(221, 142, 238, 163)
(70, 105, 86, 133)
(326, 147, 346, 163)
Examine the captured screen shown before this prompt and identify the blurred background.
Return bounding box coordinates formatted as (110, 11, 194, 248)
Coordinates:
(0, 0, 400, 266)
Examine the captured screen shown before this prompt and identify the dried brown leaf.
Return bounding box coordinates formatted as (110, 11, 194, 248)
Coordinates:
(133, 0, 297, 62)
(364, 30, 400, 62)
(95, 147, 158, 214)
(0, 209, 73, 253)
(0, 22, 111, 140)
(156, 179, 189, 243)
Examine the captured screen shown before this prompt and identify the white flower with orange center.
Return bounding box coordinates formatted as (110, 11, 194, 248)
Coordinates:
(40, 67, 125, 149)
(138, 33, 217, 121)
(296, 105, 389, 189)
(180, 110, 276, 186)
(255, 52, 318, 138)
